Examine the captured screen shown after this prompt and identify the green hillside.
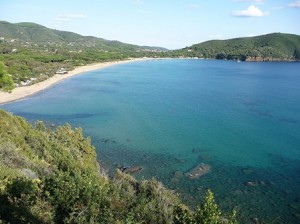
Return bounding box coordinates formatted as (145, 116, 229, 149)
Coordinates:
(0, 21, 166, 52)
(173, 33, 300, 61)
(0, 109, 237, 223)
(0, 21, 167, 90)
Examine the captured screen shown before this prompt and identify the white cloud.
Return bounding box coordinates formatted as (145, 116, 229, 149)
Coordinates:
(289, 0, 300, 8)
(232, 5, 269, 17)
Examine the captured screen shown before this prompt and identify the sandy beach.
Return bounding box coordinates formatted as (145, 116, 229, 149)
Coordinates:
(0, 58, 147, 105)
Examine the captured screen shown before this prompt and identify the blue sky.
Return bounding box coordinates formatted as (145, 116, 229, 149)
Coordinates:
(1, 0, 300, 49)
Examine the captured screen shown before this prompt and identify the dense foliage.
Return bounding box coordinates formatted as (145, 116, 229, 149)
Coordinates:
(0, 109, 237, 223)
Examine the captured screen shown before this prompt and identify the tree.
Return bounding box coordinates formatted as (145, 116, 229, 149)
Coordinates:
(194, 189, 222, 224)
(215, 53, 226, 60)
(294, 49, 300, 60)
(174, 189, 238, 224)
(0, 62, 14, 92)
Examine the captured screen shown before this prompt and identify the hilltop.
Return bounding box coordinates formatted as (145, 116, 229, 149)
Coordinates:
(171, 33, 300, 61)
(0, 21, 166, 52)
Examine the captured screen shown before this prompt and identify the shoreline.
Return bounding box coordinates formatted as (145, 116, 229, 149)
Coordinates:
(0, 58, 149, 105)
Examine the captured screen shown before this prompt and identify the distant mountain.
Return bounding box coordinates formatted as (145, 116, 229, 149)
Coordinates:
(175, 33, 300, 61)
(0, 21, 167, 52)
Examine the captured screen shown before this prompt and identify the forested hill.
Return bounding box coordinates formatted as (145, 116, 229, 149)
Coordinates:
(173, 33, 300, 61)
(0, 21, 166, 90)
(0, 21, 166, 52)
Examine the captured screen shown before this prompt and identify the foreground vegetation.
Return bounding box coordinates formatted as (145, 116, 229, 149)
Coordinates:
(0, 109, 237, 223)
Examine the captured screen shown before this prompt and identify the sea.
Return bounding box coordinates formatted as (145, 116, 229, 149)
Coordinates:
(1, 59, 300, 223)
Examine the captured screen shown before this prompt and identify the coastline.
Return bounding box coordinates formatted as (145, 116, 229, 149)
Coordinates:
(0, 58, 148, 105)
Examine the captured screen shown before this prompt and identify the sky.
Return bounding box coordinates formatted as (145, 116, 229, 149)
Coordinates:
(1, 0, 300, 49)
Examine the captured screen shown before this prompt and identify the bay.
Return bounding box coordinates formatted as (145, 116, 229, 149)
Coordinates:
(2, 59, 300, 223)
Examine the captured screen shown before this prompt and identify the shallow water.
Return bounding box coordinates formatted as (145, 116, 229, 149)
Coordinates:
(2, 59, 300, 223)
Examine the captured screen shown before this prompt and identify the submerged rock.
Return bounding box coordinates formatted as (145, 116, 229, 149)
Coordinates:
(121, 166, 143, 174)
(198, 155, 211, 160)
(185, 163, 210, 179)
(245, 180, 266, 187)
(192, 148, 206, 153)
(245, 181, 258, 187)
(251, 217, 261, 224)
(174, 171, 184, 179)
(241, 167, 254, 175)
(170, 178, 180, 183)
(294, 213, 300, 221)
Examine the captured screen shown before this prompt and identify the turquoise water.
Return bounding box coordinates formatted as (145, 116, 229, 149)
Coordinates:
(2, 59, 300, 223)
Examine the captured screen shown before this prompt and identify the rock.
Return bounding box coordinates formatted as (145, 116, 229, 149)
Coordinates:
(258, 180, 266, 186)
(241, 168, 254, 175)
(252, 217, 260, 224)
(197, 187, 204, 192)
(294, 213, 300, 221)
(192, 148, 206, 153)
(185, 163, 210, 179)
(289, 202, 300, 210)
(175, 158, 185, 163)
(245, 181, 258, 187)
(283, 189, 292, 195)
(245, 180, 267, 187)
(232, 189, 243, 196)
(174, 171, 183, 179)
(198, 155, 211, 160)
(101, 138, 110, 143)
(121, 166, 143, 174)
(170, 178, 180, 183)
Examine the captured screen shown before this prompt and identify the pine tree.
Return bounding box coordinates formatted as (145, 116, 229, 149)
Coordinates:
(0, 61, 14, 92)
